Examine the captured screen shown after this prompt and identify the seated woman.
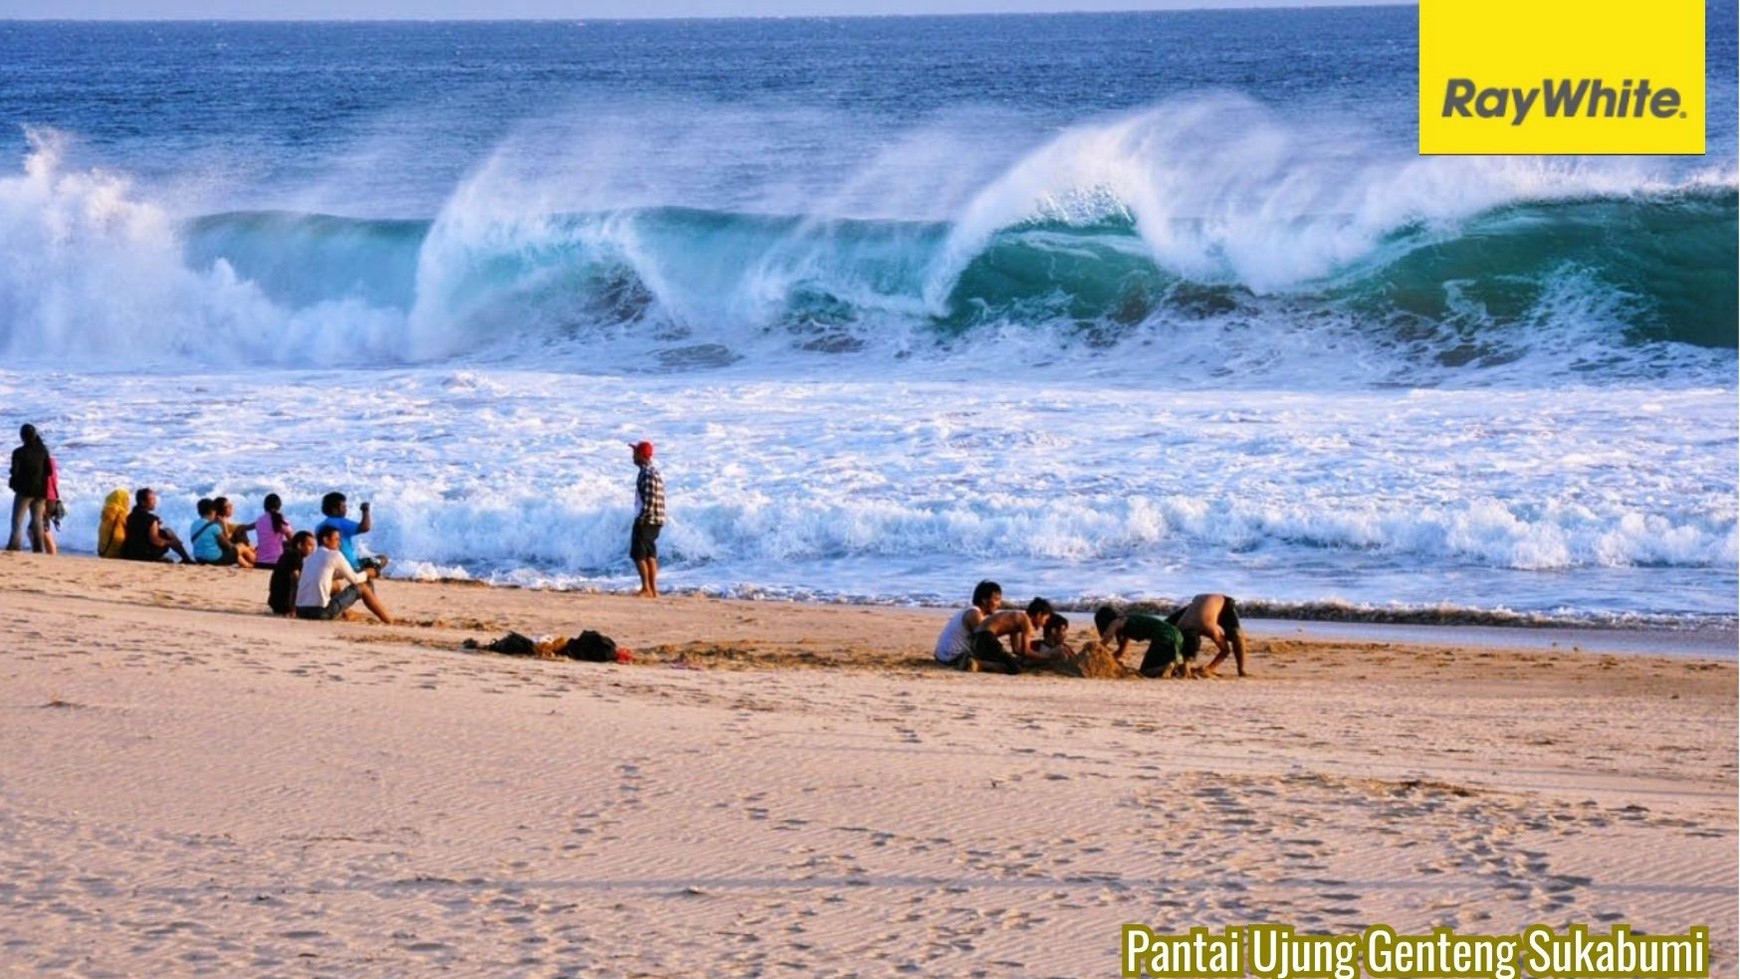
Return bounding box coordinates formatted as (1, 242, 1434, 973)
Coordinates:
(98, 488, 132, 558)
(252, 493, 294, 570)
(190, 498, 254, 568)
(189, 499, 226, 565)
(212, 496, 258, 569)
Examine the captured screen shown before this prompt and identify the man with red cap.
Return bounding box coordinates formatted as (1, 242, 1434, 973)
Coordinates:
(629, 440, 665, 598)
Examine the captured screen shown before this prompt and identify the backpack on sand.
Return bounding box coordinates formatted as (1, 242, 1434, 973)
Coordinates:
(562, 630, 618, 663)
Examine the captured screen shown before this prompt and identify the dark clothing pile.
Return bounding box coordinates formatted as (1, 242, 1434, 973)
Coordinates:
(464, 630, 623, 662)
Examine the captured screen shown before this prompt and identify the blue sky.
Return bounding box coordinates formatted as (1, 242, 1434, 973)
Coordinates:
(0, 0, 1409, 19)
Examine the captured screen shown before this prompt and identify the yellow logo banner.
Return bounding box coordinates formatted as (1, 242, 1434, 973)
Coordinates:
(1419, 0, 1705, 155)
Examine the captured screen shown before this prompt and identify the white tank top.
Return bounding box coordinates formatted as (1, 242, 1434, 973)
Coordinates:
(934, 608, 976, 662)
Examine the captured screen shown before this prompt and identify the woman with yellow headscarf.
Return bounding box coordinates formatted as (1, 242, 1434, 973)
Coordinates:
(98, 488, 131, 558)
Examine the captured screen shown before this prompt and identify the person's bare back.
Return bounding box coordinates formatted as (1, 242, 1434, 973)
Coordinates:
(978, 608, 1040, 656)
(1169, 593, 1249, 677)
(1172, 593, 1226, 638)
(963, 598, 1055, 674)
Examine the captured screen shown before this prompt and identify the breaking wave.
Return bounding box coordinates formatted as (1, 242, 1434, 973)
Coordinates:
(1, 107, 1734, 386)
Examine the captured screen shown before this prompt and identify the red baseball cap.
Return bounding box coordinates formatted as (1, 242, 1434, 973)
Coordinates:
(629, 440, 655, 457)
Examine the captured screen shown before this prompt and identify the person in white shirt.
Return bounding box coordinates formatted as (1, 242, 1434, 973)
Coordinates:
(294, 525, 393, 624)
(934, 579, 1001, 669)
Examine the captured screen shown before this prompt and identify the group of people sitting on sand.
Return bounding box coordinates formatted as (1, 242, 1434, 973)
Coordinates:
(934, 580, 1250, 678)
(96, 486, 394, 625)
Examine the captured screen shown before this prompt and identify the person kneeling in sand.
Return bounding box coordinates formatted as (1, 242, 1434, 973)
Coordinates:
(295, 526, 393, 624)
(1166, 593, 1250, 677)
(1095, 606, 1190, 678)
(966, 597, 1054, 674)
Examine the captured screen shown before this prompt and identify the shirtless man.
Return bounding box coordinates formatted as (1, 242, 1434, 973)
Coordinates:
(968, 597, 1054, 675)
(1166, 593, 1250, 677)
(934, 579, 1002, 669)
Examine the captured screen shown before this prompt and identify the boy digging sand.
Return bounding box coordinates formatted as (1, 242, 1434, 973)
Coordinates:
(966, 597, 1055, 675)
(1167, 593, 1250, 677)
(1095, 606, 1195, 678)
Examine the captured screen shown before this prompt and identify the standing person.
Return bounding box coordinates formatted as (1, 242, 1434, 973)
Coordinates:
(120, 488, 194, 564)
(628, 440, 665, 598)
(315, 491, 388, 573)
(934, 579, 1002, 669)
(253, 493, 294, 570)
(40, 449, 61, 555)
(295, 525, 393, 624)
(7, 423, 50, 552)
(1166, 593, 1251, 677)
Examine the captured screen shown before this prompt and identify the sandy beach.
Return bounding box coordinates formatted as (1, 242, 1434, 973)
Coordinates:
(0, 552, 1733, 977)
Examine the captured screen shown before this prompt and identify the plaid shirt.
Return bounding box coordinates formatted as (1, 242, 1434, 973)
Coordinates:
(635, 463, 666, 526)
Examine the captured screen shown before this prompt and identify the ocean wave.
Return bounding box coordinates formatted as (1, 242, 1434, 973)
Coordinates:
(50, 481, 1731, 582)
(1, 116, 1734, 385)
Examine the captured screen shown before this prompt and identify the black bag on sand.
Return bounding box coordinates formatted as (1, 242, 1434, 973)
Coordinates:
(562, 630, 618, 663)
(468, 632, 537, 656)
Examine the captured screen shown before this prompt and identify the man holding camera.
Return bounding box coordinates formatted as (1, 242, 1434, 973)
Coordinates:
(315, 491, 390, 574)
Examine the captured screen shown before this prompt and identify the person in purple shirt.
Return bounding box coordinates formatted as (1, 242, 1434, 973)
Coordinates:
(313, 491, 389, 574)
(253, 493, 294, 570)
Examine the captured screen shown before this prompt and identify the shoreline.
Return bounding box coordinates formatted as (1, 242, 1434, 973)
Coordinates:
(6, 552, 1733, 667)
(1249, 618, 1739, 660)
(411, 570, 1740, 636)
(11, 551, 1738, 661)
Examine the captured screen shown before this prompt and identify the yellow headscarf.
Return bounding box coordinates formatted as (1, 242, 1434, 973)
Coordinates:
(98, 488, 132, 558)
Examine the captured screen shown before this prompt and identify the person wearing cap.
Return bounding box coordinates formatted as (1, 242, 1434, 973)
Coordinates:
(629, 440, 665, 598)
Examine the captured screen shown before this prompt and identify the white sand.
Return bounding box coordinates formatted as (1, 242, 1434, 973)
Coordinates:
(1, 553, 1733, 977)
